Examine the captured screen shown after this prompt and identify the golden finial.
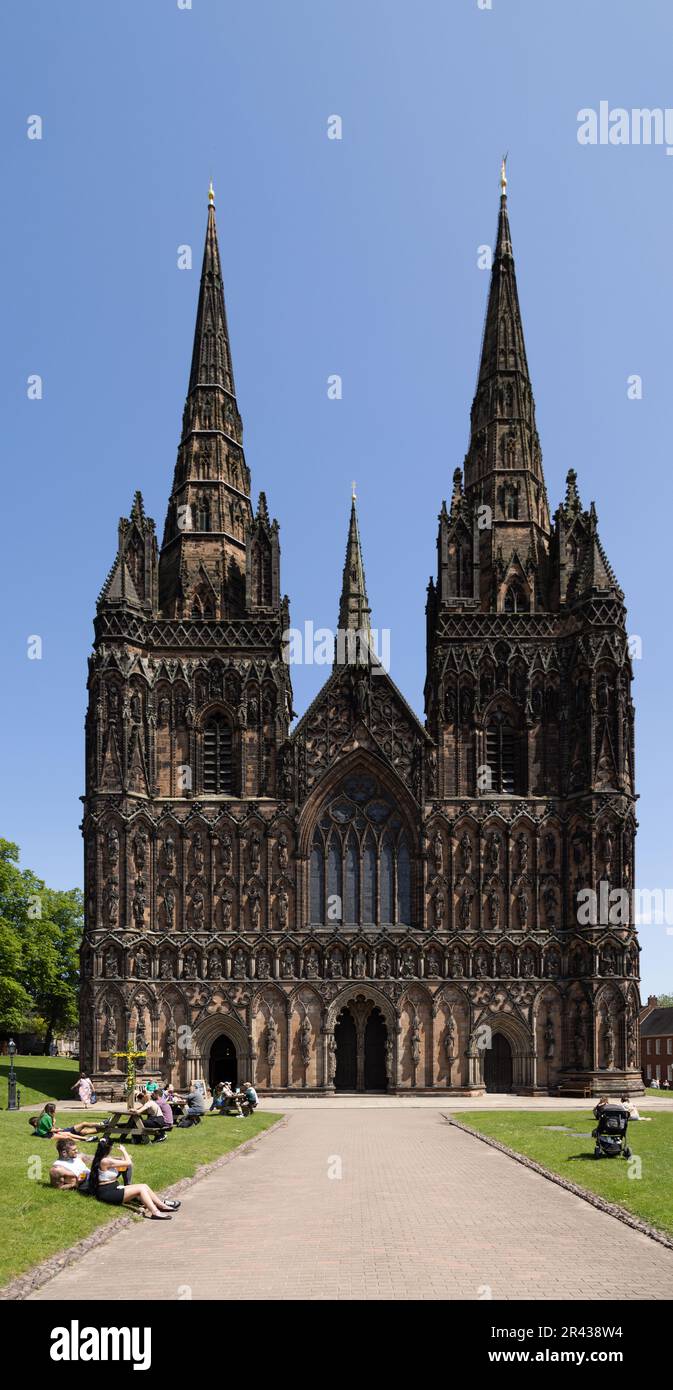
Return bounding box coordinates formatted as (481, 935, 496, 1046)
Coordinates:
(208, 178, 215, 206)
(352, 480, 357, 501)
(500, 153, 508, 196)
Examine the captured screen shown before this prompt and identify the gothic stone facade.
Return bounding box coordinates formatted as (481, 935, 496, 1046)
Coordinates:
(80, 184, 641, 1096)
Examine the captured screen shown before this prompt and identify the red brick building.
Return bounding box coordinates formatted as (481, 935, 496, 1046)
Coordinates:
(639, 998, 673, 1086)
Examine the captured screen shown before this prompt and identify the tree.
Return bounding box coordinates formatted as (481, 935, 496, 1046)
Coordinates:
(0, 839, 82, 1048)
(653, 993, 673, 1009)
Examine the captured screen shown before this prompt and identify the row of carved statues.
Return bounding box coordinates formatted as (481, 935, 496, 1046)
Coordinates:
(92, 939, 637, 983)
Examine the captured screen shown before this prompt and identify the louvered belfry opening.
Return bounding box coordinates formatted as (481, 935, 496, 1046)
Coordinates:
(486, 715, 517, 794)
(203, 716, 233, 793)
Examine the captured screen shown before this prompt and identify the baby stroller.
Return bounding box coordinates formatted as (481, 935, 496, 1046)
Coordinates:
(592, 1104, 631, 1159)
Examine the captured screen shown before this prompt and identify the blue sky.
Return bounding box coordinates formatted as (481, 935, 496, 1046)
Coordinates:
(1, 0, 672, 994)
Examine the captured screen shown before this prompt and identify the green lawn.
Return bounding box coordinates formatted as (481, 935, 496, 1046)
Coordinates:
(0, 1107, 280, 1290)
(0, 1055, 80, 1108)
(459, 1109, 673, 1236)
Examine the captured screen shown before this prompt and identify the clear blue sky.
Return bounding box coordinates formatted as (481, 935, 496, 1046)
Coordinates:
(1, 0, 671, 995)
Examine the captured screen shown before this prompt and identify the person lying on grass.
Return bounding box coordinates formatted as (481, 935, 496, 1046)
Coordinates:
(50, 1137, 181, 1220)
(30, 1102, 100, 1140)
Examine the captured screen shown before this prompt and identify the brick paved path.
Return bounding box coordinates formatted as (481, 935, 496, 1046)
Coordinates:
(31, 1109, 673, 1301)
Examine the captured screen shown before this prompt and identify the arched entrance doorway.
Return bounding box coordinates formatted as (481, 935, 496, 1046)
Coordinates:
(209, 1032, 238, 1088)
(334, 1009, 357, 1090)
(484, 1032, 513, 1092)
(334, 1001, 388, 1092)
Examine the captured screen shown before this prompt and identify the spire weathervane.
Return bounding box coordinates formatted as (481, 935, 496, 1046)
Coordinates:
(352, 480, 357, 501)
(208, 178, 215, 206)
(500, 153, 508, 196)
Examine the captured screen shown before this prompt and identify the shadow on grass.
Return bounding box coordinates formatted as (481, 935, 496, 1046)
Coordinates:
(0, 1062, 78, 1101)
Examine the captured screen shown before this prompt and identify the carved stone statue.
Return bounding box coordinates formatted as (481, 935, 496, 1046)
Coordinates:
(132, 881, 146, 927)
(376, 949, 391, 978)
(221, 890, 232, 930)
(299, 1017, 312, 1069)
(543, 1015, 555, 1060)
(221, 834, 233, 876)
(161, 884, 174, 928)
(604, 1014, 615, 1069)
(444, 1011, 457, 1059)
(459, 888, 472, 929)
(105, 949, 119, 978)
(329, 949, 344, 978)
(208, 949, 222, 979)
(277, 887, 289, 929)
(433, 885, 445, 928)
(135, 948, 150, 979)
(449, 948, 464, 978)
(487, 888, 500, 930)
(132, 829, 148, 872)
(233, 948, 247, 978)
(106, 827, 119, 869)
(266, 1015, 279, 1069)
(517, 889, 528, 929)
(277, 832, 289, 872)
(249, 889, 262, 931)
(305, 947, 320, 978)
(163, 835, 176, 874)
(192, 887, 205, 930)
(542, 885, 557, 928)
(410, 1018, 421, 1068)
(103, 877, 119, 926)
(352, 947, 366, 978)
(160, 954, 172, 980)
(459, 831, 472, 875)
(165, 1019, 177, 1069)
(544, 833, 556, 870)
(516, 832, 528, 875)
(327, 1033, 337, 1083)
(433, 830, 444, 876)
(249, 832, 261, 876)
(280, 948, 294, 979)
(486, 831, 500, 875)
(183, 951, 198, 979)
(192, 833, 205, 874)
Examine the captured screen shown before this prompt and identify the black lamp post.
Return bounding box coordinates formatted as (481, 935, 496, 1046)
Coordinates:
(7, 1038, 19, 1111)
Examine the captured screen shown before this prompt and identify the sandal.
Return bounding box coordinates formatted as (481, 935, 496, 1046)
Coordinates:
(143, 1211, 172, 1220)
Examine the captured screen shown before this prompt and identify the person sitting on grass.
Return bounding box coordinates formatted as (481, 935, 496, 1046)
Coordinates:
(49, 1137, 94, 1191)
(131, 1088, 169, 1142)
(619, 1093, 651, 1122)
(85, 1137, 181, 1220)
(224, 1087, 244, 1118)
(30, 1102, 99, 1140)
(209, 1083, 228, 1113)
(242, 1082, 258, 1116)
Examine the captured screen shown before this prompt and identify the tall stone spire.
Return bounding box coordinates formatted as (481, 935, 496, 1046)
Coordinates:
(459, 164, 551, 608)
(335, 491, 372, 666)
(158, 184, 253, 618)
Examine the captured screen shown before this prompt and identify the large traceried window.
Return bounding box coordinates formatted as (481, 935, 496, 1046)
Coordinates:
(203, 716, 233, 793)
(309, 775, 413, 927)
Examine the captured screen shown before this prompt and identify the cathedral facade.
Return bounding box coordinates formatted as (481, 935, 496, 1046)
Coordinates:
(80, 176, 641, 1096)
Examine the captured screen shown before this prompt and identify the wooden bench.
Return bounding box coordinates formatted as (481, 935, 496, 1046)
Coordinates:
(99, 1111, 161, 1144)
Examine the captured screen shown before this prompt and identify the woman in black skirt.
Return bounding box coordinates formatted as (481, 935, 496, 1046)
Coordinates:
(87, 1137, 181, 1220)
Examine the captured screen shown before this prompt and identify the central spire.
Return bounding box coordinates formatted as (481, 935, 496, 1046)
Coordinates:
(334, 493, 372, 667)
